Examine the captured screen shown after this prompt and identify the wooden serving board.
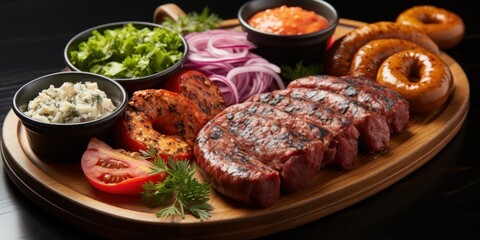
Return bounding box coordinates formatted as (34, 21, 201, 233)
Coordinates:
(1, 18, 470, 240)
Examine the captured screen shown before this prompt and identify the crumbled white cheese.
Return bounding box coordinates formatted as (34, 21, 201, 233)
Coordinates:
(24, 82, 117, 123)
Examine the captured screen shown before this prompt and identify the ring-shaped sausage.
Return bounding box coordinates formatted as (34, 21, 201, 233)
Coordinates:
(396, 5, 465, 50)
(377, 49, 453, 113)
(324, 21, 440, 76)
(349, 39, 425, 80)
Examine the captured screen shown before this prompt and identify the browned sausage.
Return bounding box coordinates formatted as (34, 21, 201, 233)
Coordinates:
(396, 5, 465, 49)
(324, 21, 440, 76)
(349, 38, 425, 80)
(377, 49, 453, 113)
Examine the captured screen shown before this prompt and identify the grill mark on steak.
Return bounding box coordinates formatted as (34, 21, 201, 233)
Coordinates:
(210, 102, 327, 192)
(270, 88, 390, 153)
(288, 75, 409, 133)
(339, 75, 410, 133)
(195, 123, 281, 207)
(248, 92, 360, 169)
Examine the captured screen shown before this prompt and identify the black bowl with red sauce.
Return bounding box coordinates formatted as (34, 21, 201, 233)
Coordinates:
(238, 0, 339, 67)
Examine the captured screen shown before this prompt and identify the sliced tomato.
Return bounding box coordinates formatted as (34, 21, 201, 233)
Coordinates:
(81, 138, 167, 195)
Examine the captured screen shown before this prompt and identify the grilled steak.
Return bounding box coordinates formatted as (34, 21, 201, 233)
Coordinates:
(194, 74, 403, 208)
(288, 75, 409, 133)
(247, 92, 360, 169)
(270, 88, 390, 153)
(194, 101, 329, 207)
(339, 75, 409, 133)
(211, 102, 328, 191)
(195, 123, 281, 207)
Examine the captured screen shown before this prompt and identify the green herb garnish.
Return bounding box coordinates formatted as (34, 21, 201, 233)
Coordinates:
(140, 146, 213, 221)
(281, 61, 323, 82)
(161, 6, 222, 35)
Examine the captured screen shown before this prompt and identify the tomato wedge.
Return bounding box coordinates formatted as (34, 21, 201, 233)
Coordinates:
(81, 138, 167, 195)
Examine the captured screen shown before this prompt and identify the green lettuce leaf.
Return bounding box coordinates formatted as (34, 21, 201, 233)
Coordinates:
(68, 23, 184, 79)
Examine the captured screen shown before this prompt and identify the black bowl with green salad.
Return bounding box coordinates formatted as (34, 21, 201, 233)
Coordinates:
(64, 21, 188, 95)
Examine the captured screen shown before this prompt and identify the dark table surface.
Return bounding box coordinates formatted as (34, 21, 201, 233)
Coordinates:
(1, 0, 479, 239)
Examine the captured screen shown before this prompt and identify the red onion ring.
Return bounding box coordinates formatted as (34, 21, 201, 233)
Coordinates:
(184, 29, 284, 106)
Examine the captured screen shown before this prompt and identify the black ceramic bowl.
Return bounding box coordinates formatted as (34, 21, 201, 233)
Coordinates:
(64, 21, 188, 95)
(238, 0, 339, 66)
(12, 71, 128, 161)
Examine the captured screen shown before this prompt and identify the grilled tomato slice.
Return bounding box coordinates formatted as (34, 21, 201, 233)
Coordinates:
(117, 89, 208, 161)
(161, 69, 226, 120)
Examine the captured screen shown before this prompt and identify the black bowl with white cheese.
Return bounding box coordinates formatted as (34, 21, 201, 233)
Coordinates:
(12, 71, 127, 161)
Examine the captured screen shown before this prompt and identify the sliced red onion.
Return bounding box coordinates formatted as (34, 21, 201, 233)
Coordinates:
(184, 29, 284, 106)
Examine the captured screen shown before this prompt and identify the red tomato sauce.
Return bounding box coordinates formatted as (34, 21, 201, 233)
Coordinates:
(248, 5, 329, 35)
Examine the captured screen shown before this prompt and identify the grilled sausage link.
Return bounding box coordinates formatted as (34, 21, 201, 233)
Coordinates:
(324, 21, 440, 76)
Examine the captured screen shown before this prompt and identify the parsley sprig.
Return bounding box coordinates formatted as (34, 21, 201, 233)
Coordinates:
(140, 146, 213, 221)
(160, 6, 222, 35)
(281, 61, 322, 82)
